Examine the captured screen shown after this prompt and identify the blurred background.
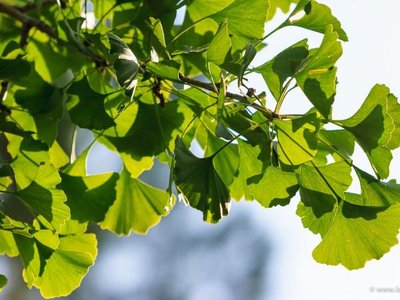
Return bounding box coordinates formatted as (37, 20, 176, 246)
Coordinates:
(1, 1, 400, 299)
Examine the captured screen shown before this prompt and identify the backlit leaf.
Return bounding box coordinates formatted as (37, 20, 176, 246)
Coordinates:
(338, 84, 400, 179)
(174, 137, 230, 223)
(288, 0, 348, 41)
(101, 168, 171, 235)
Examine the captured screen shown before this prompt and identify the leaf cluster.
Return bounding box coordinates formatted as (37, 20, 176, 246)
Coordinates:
(1, 0, 400, 297)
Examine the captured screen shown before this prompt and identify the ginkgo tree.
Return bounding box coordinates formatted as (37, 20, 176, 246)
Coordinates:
(1, 0, 400, 297)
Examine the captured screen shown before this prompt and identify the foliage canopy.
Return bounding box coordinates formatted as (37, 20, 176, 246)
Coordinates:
(1, 0, 400, 297)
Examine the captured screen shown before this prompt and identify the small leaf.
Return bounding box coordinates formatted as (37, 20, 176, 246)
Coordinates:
(0, 229, 18, 257)
(147, 60, 181, 81)
(174, 137, 230, 223)
(295, 25, 342, 118)
(338, 84, 400, 179)
(274, 112, 319, 166)
(289, 0, 348, 41)
(250, 166, 298, 207)
(14, 234, 41, 288)
(345, 167, 400, 207)
(101, 168, 171, 235)
(312, 202, 400, 270)
(0, 274, 7, 292)
(207, 20, 232, 66)
(256, 39, 309, 101)
(108, 33, 139, 93)
(67, 77, 115, 130)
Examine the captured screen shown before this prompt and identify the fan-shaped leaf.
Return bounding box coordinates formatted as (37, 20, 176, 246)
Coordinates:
(101, 168, 171, 235)
(174, 137, 230, 223)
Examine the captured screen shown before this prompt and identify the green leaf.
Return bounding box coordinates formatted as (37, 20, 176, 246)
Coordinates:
(108, 33, 139, 93)
(210, 0, 269, 43)
(338, 84, 400, 179)
(16, 164, 70, 232)
(250, 166, 298, 207)
(256, 39, 309, 101)
(312, 202, 400, 269)
(295, 25, 342, 118)
(36, 234, 97, 298)
(268, 0, 299, 20)
(207, 20, 232, 66)
(274, 112, 319, 166)
(230, 140, 266, 201)
(0, 57, 30, 81)
(60, 172, 118, 223)
(0, 229, 18, 257)
(345, 167, 400, 207)
(67, 77, 115, 130)
(318, 129, 355, 157)
(101, 168, 171, 235)
(10, 137, 50, 190)
(147, 60, 181, 81)
(14, 234, 41, 288)
(0, 274, 7, 292)
(288, 0, 348, 41)
(174, 137, 230, 223)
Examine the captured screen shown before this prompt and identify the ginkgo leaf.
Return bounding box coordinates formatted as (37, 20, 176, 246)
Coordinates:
(256, 39, 309, 101)
(101, 168, 171, 235)
(346, 167, 400, 207)
(274, 112, 319, 166)
(174, 137, 230, 223)
(229, 140, 266, 201)
(67, 77, 115, 130)
(338, 84, 400, 179)
(312, 201, 400, 270)
(0, 229, 18, 257)
(288, 0, 348, 41)
(108, 33, 139, 93)
(14, 234, 41, 288)
(60, 172, 118, 223)
(295, 25, 342, 118)
(146, 60, 181, 81)
(16, 164, 70, 232)
(250, 166, 298, 207)
(35, 234, 97, 298)
(207, 20, 232, 66)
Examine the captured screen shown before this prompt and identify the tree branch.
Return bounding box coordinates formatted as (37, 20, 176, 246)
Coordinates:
(16, 0, 59, 13)
(0, 2, 56, 38)
(178, 73, 277, 120)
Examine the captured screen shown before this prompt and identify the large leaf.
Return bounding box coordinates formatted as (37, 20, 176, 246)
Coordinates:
(16, 164, 70, 232)
(67, 77, 115, 130)
(338, 84, 400, 179)
(274, 112, 319, 166)
(250, 166, 298, 207)
(312, 202, 400, 270)
(174, 137, 230, 223)
(108, 33, 139, 93)
(288, 0, 348, 41)
(35, 234, 97, 298)
(101, 168, 171, 235)
(0, 57, 30, 81)
(295, 25, 342, 118)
